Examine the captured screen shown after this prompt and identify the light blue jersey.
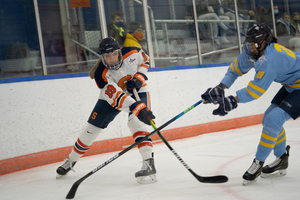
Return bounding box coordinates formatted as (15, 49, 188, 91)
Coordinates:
(221, 43, 300, 103)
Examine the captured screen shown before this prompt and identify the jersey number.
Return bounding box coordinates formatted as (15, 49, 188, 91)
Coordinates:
(274, 43, 296, 58)
(256, 71, 265, 79)
(105, 85, 116, 98)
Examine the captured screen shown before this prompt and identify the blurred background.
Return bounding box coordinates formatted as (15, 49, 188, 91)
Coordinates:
(0, 0, 299, 79)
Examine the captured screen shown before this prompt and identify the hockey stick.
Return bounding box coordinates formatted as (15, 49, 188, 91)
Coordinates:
(133, 89, 228, 184)
(66, 93, 203, 199)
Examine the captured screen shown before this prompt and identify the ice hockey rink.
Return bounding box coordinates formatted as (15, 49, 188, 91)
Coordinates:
(1, 120, 299, 200)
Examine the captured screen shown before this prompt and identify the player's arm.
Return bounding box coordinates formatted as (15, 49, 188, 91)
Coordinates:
(201, 49, 253, 103)
(127, 49, 150, 93)
(100, 81, 155, 125)
(213, 61, 276, 116)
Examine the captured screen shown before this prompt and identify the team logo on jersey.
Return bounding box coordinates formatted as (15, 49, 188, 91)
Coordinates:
(259, 56, 267, 65)
(129, 58, 136, 64)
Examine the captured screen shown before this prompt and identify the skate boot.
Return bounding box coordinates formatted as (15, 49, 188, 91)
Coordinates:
(242, 158, 264, 186)
(135, 156, 157, 184)
(56, 158, 76, 179)
(261, 145, 290, 178)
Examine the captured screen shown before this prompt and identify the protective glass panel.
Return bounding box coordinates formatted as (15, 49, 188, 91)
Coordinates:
(38, 0, 101, 75)
(0, 0, 43, 79)
(149, 0, 200, 67)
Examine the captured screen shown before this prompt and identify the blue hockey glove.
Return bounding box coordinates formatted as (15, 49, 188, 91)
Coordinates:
(201, 83, 225, 104)
(213, 95, 238, 116)
(127, 72, 148, 93)
(130, 101, 155, 125)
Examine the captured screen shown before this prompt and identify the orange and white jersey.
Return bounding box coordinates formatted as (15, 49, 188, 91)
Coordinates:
(94, 46, 150, 112)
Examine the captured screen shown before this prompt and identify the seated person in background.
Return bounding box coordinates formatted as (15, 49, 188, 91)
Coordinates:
(276, 12, 300, 53)
(107, 11, 127, 46)
(255, 4, 279, 32)
(196, 0, 230, 45)
(292, 12, 300, 34)
(124, 22, 144, 49)
(223, 0, 255, 31)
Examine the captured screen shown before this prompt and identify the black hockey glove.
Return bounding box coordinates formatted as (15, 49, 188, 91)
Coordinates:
(127, 72, 148, 93)
(213, 95, 238, 116)
(130, 101, 155, 125)
(201, 83, 225, 104)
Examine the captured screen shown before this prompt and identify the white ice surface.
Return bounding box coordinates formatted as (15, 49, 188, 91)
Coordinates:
(1, 120, 299, 200)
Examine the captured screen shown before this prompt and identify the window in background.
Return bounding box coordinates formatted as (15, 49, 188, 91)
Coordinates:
(0, 0, 42, 79)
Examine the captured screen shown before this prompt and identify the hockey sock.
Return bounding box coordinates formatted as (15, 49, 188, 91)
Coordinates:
(69, 123, 102, 161)
(256, 107, 290, 161)
(133, 131, 153, 160)
(273, 128, 287, 158)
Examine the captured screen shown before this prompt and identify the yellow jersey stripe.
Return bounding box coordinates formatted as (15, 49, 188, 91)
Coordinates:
(230, 63, 234, 72)
(234, 59, 243, 75)
(282, 83, 300, 88)
(246, 87, 260, 99)
(248, 81, 266, 94)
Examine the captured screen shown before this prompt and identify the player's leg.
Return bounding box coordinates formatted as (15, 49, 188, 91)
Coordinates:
(262, 88, 300, 177)
(56, 99, 120, 178)
(242, 87, 299, 185)
(128, 91, 156, 184)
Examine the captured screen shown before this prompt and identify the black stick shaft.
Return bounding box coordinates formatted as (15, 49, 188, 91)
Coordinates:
(66, 96, 203, 199)
(133, 89, 228, 184)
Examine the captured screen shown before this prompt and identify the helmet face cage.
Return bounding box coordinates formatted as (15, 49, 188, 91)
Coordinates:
(244, 23, 273, 60)
(99, 37, 123, 70)
(100, 49, 123, 70)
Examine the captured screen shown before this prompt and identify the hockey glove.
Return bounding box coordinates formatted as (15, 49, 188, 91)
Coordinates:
(201, 83, 225, 104)
(213, 95, 238, 116)
(127, 72, 148, 93)
(130, 101, 155, 125)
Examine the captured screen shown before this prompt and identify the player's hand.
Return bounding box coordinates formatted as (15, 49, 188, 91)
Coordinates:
(127, 72, 147, 93)
(213, 96, 238, 116)
(130, 101, 155, 125)
(201, 83, 225, 104)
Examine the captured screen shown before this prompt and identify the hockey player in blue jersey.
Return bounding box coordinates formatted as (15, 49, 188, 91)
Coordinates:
(201, 23, 300, 185)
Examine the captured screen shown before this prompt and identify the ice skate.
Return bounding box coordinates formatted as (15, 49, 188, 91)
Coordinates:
(242, 158, 264, 186)
(135, 157, 157, 184)
(261, 145, 290, 178)
(56, 157, 76, 179)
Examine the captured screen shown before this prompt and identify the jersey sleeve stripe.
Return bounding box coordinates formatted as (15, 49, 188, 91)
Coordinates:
(112, 92, 125, 109)
(140, 63, 149, 69)
(116, 93, 129, 110)
(248, 81, 266, 94)
(122, 49, 139, 60)
(246, 87, 260, 99)
(102, 68, 108, 83)
(230, 58, 245, 76)
(111, 91, 122, 107)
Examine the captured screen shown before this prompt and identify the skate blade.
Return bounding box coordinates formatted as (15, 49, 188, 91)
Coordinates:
(261, 170, 287, 178)
(56, 174, 63, 179)
(242, 178, 258, 186)
(136, 174, 157, 184)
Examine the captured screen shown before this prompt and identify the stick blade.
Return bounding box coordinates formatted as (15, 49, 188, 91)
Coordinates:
(197, 175, 228, 183)
(66, 183, 80, 199)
